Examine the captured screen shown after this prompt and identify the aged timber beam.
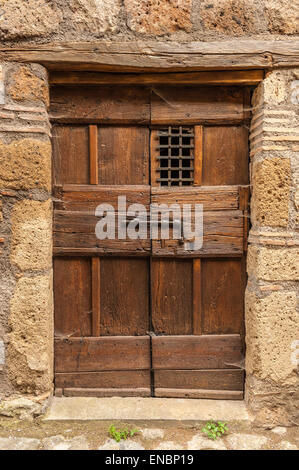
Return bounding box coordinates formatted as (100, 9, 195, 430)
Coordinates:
(49, 70, 264, 86)
(0, 40, 298, 72)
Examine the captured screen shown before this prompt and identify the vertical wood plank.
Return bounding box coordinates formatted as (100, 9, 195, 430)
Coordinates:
(89, 125, 98, 185)
(239, 186, 250, 251)
(150, 129, 159, 187)
(194, 125, 203, 185)
(90, 125, 100, 336)
(193, 126, 203, 334)
(92, 257, 101, 336)
(193, 259, 202, 335)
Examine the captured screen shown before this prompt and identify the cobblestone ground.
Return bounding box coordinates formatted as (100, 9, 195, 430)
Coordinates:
(0, 418, 298, 450)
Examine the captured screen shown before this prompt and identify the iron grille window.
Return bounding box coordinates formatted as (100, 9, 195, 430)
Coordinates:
(156, 126, 194, 186)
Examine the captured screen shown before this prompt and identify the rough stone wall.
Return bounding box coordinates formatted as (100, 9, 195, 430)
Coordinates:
(0, 0, 298, 44)
(0, 62, 53, 419)
(246, 70, 299, 427)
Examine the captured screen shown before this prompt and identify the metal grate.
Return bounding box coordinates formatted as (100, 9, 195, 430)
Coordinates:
(156, 126, 194, 187)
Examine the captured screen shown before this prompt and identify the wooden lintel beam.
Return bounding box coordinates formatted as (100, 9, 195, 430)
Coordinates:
(0, 40, 298, 72)
(49, 70, 264, 86)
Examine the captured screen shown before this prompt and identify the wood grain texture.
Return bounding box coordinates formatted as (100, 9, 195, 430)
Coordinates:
(202, 258, 246, 335)
(194, 126, 203, 186)
(55, 370, 151, 389)
(151, 259, 193, 335)
(50, 86, 150, 123)
(62, 388, 150, 397)
(98, 126, 149, 185)
(152, 335, 243, 370)
(154, 369, 244, 390)
(52, 125, 89, 185)
(154, 389, 243, 399)
(151, 186, 239, 210)
(100, 258, 149, 336)
(54, 257, 92, 337)
(50, 70, 264, 86)
(55, 336, 151, 372)
(89, 125, 98, 185)
(91, 257, 101, 336)
(151, 210, 244, 257)
(193, 259, 202, 335)
(151, 87, 246, 124)
(2, 40, 298, 71)
(203, 126, 249, 185)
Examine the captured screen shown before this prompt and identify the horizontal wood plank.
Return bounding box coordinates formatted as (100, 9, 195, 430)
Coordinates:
(152, 335, 243, 370)
(154, 389, 243, 399)
(55, 370, 151, 389)
(50, 70, 264, 86)
(151, 186, 240, 210)
(50, 86, 150, 123)
(55, 336, 151, 372)
(154, 369, 244, 390)
(62, 388, 150, 397)
(1, 40, 298, 72)
(151, 86, 246, 124)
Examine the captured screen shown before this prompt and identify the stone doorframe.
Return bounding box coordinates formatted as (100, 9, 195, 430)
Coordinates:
(0, 52, 298, 425)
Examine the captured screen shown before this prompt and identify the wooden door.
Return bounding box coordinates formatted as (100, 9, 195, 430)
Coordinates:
(51, 84, 249, 399)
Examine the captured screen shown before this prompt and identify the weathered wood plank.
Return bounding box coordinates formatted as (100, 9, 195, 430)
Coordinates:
(91, 257, 101, 336)
(53, 210, 243, 256)
(50, 86, 150, 123)
(1, 40, 299, 71)
(152, 211, 244, 257)
(154, 369, 244, 390)
(151, 186, 239, 210)
(194, 125, 203, 186)
(55, 336, 151, 372)
(54, 233, 151, 256)
(154, 389, 243, 399)
(54, 184, 150, 207)
(62, 388, 151, 397)
(193, 259, 202, 334)
(151, 87, 246, 124)
(50, 70, 264, 85)
(152, 334, 243, 370)
(55, 370, 151, 389)
(89, 125, 98, 185)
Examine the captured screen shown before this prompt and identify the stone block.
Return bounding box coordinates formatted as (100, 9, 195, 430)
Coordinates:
(125, 0, 192, 35)
(0, 138, 51, 191)
(7, 65, 49, 106)
(55, 0, 121, 35)
(0, 0, 61, 40)
(7, 274, 53, 394)
(199, 0, 265, 35)
(251, 157, 291, 227)
(245, 291, 299, 384)
(11, 199, 52, 272)
(0, 437, 41, 450)
(265, 0, 299, 34)
(247, 246, 299, 281)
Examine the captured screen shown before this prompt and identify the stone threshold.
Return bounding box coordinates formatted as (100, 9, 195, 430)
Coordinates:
(44, 397, 253, 422)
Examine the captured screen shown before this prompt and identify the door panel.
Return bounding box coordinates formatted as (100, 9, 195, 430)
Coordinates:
(51, 83, 250, 399)
(98, 126, 149, 185)
(52, 125, 89, 185)
(151, 259, 193, 335)
(202, 258, 246, 335)
(100, 257, 149, 336)
(152, 335, 243, 370)
(55, 336, 151, 372)
(202, 126, 249, 185)
(54, 257, 92, 337)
